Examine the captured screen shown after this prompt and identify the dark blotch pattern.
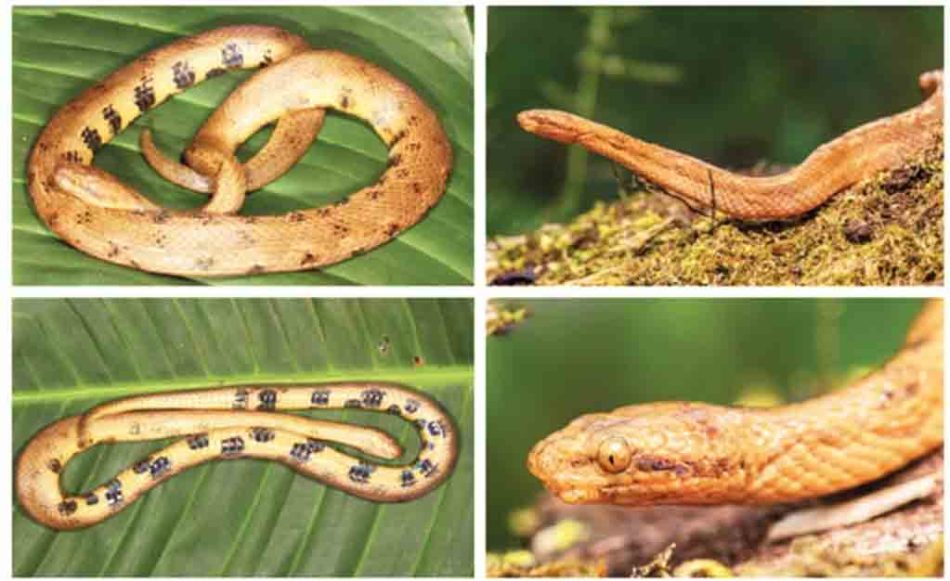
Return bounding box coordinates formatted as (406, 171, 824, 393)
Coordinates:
(172, 61, 196, 89)
(102, 105, 122, 135)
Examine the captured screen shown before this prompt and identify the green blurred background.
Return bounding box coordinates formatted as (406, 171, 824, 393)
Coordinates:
(487, 7, 942, 235)
(487, 299, 928, 550)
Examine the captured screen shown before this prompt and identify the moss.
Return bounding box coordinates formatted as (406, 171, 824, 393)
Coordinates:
(734, 534, 944, 577)
(488, 144, 943, 286)
(487, 302, 530, 336)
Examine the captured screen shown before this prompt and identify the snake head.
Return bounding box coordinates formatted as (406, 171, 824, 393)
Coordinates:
(527, 402, 748, 505)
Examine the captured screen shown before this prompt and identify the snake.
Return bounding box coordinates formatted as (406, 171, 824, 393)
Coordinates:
(26, 25, 452, 277)
(16, 383, 457, 530)
(517, 70, 943, 220)
(528, 300, 942, 505)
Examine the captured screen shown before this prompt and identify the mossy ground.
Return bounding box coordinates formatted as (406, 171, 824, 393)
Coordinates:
(488, 145, 943, 286)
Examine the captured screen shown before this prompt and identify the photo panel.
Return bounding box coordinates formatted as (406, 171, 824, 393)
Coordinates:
(14, 6, 474, 285)
(13, 298, 474, 576)
(487, 298, 941, 576)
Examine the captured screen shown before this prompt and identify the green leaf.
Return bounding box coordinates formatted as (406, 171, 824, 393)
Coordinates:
(13, 7, 473, 285)
(13, 298, 474, 576)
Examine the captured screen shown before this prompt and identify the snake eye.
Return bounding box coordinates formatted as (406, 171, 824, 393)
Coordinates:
(597, 437, 631, 473)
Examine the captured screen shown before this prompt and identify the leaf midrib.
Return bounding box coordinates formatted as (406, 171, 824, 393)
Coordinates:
(13, 365, 473, 404)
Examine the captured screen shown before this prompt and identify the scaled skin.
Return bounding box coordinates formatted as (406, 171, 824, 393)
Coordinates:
(28, 26, 452, 277)
(528, 301, 943, 505)
(518, 71, 943, 220)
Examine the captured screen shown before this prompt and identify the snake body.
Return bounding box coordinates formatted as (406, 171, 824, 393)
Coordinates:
(17, 383, 457, 530)
(27, 26, 452, 276)
(528, 301, 942, 505)
(518, 71, 943, 219)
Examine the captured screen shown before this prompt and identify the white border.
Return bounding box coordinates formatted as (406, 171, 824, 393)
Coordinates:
(5, 2, 949, 580)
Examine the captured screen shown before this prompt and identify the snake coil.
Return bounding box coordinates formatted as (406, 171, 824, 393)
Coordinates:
(17, 383, 457, 530)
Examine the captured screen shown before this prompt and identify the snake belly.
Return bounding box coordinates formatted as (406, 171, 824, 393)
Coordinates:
(528, 301, 942, 505)
(27, 26, 453, 277)
(517, 70, 943, 220)
(16, 384, 458, 530)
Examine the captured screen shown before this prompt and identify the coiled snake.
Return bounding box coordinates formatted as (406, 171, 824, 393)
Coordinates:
(27, 25, 452, 276)
(518, 71, 942, 219)
(17, 383, 457, 530)
(528, 301, 942, 506)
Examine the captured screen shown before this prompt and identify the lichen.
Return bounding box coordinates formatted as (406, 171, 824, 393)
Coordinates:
(488, 144, 943, 286)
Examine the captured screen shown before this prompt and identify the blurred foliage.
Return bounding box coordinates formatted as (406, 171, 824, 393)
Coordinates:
(486, 299, 927, 549)
(487, 6, 942, 235)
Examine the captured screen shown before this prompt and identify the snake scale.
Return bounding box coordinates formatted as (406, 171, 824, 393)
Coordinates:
(528, 301, 942, 505)
(17, 383, 457, 530)
(27, 25, 452, 276)
(518, 70, 943, 219)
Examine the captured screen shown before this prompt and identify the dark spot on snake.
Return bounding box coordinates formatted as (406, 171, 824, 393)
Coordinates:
(133, 459, 150, 474)
(76, 210, 93, 226)
(107, 242, 120, 258)
(63, 150, 83, 163)
(57, 500, 78, 515)
(233, 388, 249, 409)
(171, 61, 196, 89)
(287, 211, 306, 223)
(385, 223, 400, 237)
(48, 459, 62, 473)
(300, 252, 317, 266)
(396, 168, 410, 179)
(348, 462, 374, 483)
(84, 492, 99, 506)
(412, 182, 423, 194)
(149, 456, 171, 479)
(404, 399, 421, 413)
(221, 43, 244, 67)
(187, 434, 209, 449)
(102, 105, 122, 134)
(401, 470, 417, 487)
(387, 153, 402, 168)
(258, 389, 278, 410)
(339, 94, 350, 109)
(332, 224, 350, 237)
(406, 141, 422, 153)
(311, 390, 330, 405)
(221, 436, 245, 455)
(250, 427, 275, 442)
(133, 75, 156, 112)
(153, 210, 171, 224)
(391, 130, 407, 147)
(155, 234, 168, 247)
(361, 389, 385, 407)
(206, 67, 226, 78)
(416, 458, 437, 477)
(387, 404, 402, 416)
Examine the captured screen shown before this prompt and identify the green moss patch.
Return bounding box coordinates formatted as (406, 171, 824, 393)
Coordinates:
(488, 145, 943, 286)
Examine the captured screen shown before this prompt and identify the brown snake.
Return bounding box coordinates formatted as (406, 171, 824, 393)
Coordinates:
(528, 301, 943, 505)
(27, 25, 452, 276)
(518, 71, 943, 219)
